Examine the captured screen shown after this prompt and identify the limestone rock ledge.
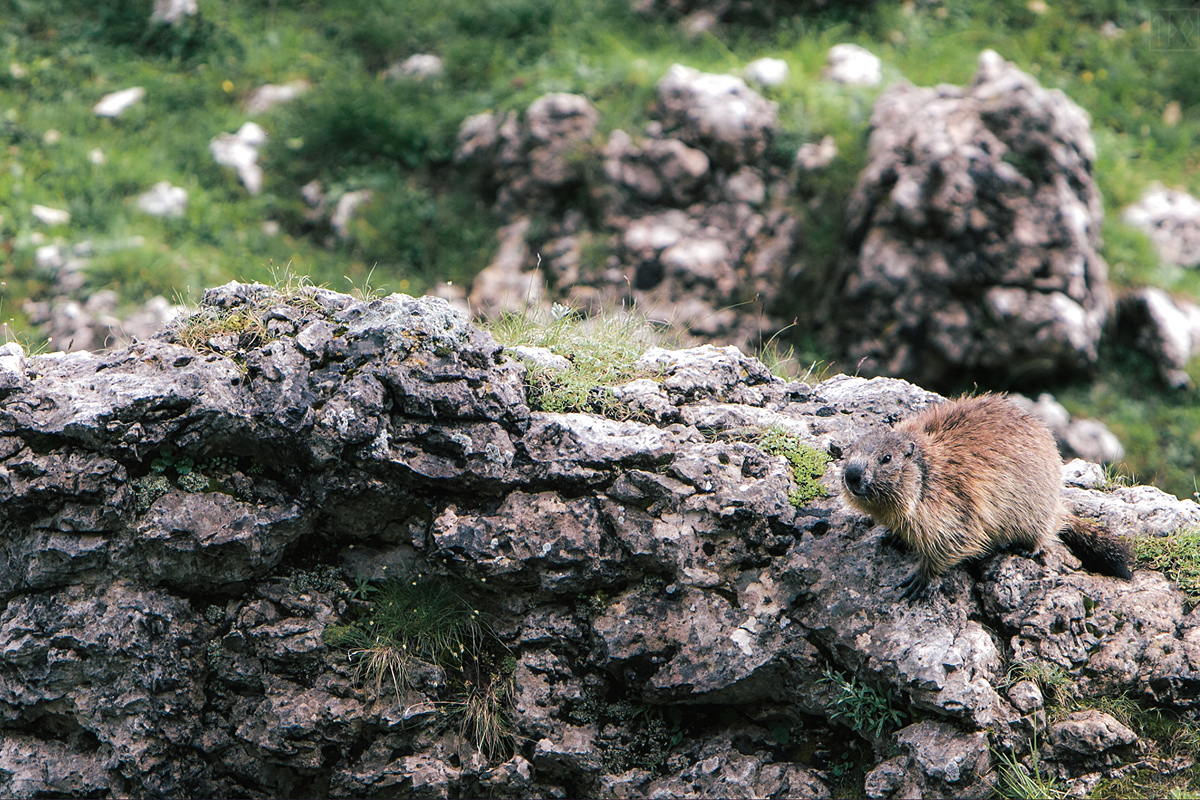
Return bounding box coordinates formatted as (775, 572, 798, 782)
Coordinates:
(0, 282, 1197, 798)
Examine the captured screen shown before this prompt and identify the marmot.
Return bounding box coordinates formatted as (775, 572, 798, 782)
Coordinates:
(841, 394, 1133, 600)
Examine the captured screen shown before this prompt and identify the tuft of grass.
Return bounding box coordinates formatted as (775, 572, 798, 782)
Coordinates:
(1005, 658, 1079, 710)
(443, 677, 514, 762)
(996, 730, 1065, 800)
(323, 574, 514, 759)
(170, 269, 320, 358)
(1136, 528, 1200, 599)
(487, 302, 664, 417)
(756, 425, 830, 508)
(818, 665, 908, 739)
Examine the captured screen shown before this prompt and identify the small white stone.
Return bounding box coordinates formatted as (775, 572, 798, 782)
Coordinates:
(136, 181, 189, 218)
(743, 58, 789, 88)
(796, 135, 838, 170)
(386, 54, 444, 81)
(331, 190, 373, 239)
(210, 123, 268, 195)
(94, 87, 145, 118)
(151, 0, 198, 24)
(31, 204, 70, 226)
(244, 81, 310, 115)
(825, 44, 882, 87)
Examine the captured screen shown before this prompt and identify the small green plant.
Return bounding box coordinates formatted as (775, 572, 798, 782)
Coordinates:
(819, 666, 908, 738)
(348, 572, 378, 602)
(150, 446, 195, 476)
(1136, 528, 1200, 599)
(487, 302, 664, 417)
(443, 675, 514, 762)
(756, 426, 831, 507)
(996, 730, 1065, 800)
(569, 692, 685, 775)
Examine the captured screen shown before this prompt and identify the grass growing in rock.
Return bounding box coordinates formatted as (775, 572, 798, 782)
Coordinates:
(1135, 529, 1200, 601)
(996, 730, 1066, 800)
(1002, 655, 1200, 799)
(487, 303, 664, 416)
(756, 426, 830, 508)
(323, 575, 514, 760)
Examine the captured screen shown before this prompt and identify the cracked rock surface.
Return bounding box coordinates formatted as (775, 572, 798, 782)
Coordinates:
(0, 282, 1197, 797)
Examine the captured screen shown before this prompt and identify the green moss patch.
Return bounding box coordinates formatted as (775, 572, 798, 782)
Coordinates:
(756, 425, 830, 508)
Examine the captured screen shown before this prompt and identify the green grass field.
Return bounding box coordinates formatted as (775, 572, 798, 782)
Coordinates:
(4, 0, 1200, 499)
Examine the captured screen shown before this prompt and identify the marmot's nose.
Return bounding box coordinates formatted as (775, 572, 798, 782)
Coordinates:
(844, 463, 863, 490)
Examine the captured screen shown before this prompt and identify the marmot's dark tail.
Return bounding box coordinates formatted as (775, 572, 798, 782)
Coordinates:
(1060, 515, 1133, 580)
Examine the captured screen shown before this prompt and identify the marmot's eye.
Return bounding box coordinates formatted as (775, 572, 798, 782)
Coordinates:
(880, 454, 891, 465)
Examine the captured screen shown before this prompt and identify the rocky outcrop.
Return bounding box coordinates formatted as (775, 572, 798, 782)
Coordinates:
(458, 66, 798, 352)
(1, 281, 1198, 798)
(837, 50, 1110, 389)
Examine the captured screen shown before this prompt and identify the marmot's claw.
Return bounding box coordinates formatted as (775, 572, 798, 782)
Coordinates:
(897, 571, 931, 602)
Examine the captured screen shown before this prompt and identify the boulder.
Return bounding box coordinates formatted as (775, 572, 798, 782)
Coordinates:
(457, 76, 796, 354)
(656, 64, 778, 167)
(1012, 393, 1124, 464)
(837, 50, 1109, 389)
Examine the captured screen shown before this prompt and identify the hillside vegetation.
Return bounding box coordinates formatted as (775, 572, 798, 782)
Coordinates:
(3, 0, 1200, 496)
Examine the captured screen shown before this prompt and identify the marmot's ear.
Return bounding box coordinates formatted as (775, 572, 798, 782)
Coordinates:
(904, 440, 915, 458)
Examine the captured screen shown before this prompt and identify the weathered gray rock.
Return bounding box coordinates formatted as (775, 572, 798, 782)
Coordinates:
(1115, 286, 1200, 388)
(2, 283, 1199, 798)
(1123, 184, 1200, 267)
(23, 292, 179, 353)
(865, 722, 991, 798)
(836, 50, 1109, 389)
(1048, 710, 1138, 765)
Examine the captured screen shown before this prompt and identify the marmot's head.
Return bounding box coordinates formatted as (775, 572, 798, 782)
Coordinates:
(842, 428, 923, 520)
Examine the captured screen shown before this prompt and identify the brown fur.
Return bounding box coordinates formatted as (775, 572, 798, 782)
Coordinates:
(841, 394, 1132, 599)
